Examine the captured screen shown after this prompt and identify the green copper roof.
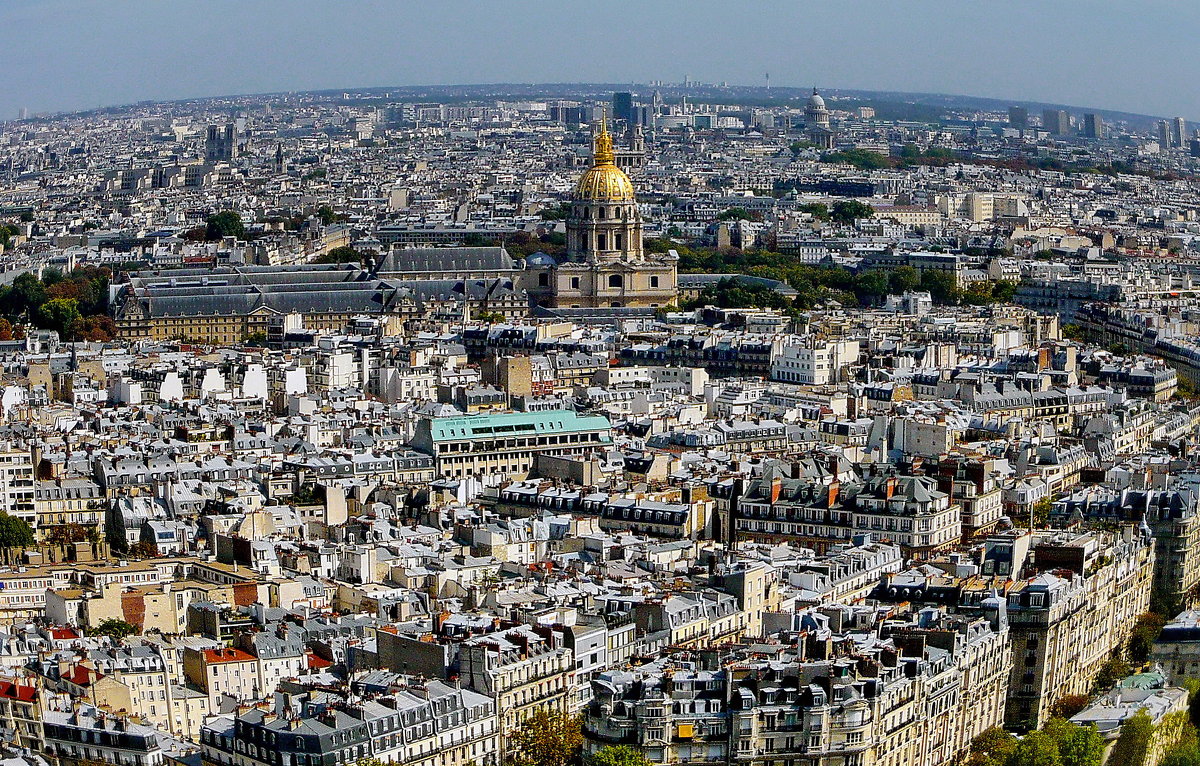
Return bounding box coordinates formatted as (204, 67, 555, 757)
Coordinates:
(426, 409, 611, 442)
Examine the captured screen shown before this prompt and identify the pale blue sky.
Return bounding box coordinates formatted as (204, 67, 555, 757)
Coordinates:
(1, 0, 1194, 119)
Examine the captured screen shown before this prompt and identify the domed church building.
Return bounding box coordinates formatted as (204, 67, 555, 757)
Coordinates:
(529, 119, 677, 309)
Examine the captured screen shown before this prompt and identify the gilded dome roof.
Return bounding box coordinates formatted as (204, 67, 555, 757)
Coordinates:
(574, 120, 636, 202)
(575, 164, 636, 202)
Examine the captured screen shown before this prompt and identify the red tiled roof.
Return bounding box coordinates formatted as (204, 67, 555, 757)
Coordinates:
(0, 681, 35, 702)
(203, 648, 255, 664)
(49, 628, 79, 640)
(63, 666, 101, 687)
(306, 653, 332, 669)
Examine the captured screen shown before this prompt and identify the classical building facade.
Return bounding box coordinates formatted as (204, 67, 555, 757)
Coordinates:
(530, 120, 677, 309)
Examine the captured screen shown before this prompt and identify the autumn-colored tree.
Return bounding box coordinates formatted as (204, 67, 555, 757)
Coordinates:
(0, 318, 15, 341)
(71, 315, 117, 342)
(129, 541, 158, 558)
(506, 709, 582, 766)
(967, 727, 1018, 766)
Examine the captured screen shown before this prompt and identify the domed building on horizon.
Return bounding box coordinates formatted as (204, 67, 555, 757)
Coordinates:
(804, 87, 836, 150)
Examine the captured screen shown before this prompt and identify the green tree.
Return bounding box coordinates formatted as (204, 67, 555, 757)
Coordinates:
(1163, 744, 1200, 766)
(830, 200, 875, 224)
(717, 207, 761, 222)
(854, 269, 891, 301)
(967, 727, 1019, 766)
(1004, 731, 1062, 766)
(506, 710, 582, 766)
(1043, 718, 1105, 766)
(1094, 656, 1132, 692)
(91, 618, 138, 640)
(0, 513, 33, 548)
(1182, 678, 1200, 728)
(586, 746, 650, 766)
(822, 148, 892, 170)
(6, 272, 45, 316)
(316, 205, 337, 226)
(889, 265, 921, 294)
(798, 202, 830, 221)
(205, 210, 245, 241)
(539, 203, 571, 221)
(1130, 612, 1168, 663)
(1109, 710, 1154, 766)
(36, 297, 81, 335)
(919, 269, 960, 304)
(992, 279, 1018, 303)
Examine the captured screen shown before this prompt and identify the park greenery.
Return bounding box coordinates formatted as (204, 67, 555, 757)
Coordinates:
(0, 266, 117, 341)
(654, 240, 1017, 312)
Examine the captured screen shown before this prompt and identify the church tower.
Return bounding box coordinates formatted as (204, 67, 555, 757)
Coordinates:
(544, 117, 676, 309)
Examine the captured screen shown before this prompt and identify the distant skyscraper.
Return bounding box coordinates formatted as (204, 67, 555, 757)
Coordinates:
(1042, 109, 1070, 135)
(1008, 106, 1028, 129)
(1159, 120, 1173, 150)
(1173, 117, 1187, 147)
(612, 92, 634, 124)
(205, 123, 238, 163)
(1083, 113, 1104, 139)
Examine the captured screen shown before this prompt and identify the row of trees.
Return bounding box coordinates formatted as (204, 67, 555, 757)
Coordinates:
(968, 718, 1106, 766)
(663, 242, 1016, 311)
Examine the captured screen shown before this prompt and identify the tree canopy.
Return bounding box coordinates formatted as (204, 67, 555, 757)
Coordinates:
(0, 514, 32, 549)
(90, 618, 138, 640)
(586, 746, 650, 766)
(506, 710, 582, 766)
(830, 200, 875, 224)
(205, 210, 245, 241)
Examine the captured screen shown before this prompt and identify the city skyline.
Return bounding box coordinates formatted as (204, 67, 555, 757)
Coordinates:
(4, 0, 1200, 119)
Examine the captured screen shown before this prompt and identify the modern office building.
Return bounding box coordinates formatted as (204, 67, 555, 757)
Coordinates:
(1041, 109, 1070, 135)
(1008, 106, 1028, 129)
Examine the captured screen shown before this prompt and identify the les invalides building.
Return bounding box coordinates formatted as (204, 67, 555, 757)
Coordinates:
(528, 120, 678, 309)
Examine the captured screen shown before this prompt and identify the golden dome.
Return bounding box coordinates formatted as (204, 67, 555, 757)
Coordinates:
(574, 119, 636, 202)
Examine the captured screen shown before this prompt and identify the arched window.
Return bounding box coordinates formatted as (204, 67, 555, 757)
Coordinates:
(608, 274, 624, 288)
(597, 207, 605, 220)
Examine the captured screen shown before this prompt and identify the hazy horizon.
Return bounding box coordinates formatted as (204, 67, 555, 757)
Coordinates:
(3, 0, 1197, 120)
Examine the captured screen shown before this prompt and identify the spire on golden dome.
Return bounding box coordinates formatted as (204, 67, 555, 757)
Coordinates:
(574, 109, 636, 202)
(593, 111, 616, 166)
